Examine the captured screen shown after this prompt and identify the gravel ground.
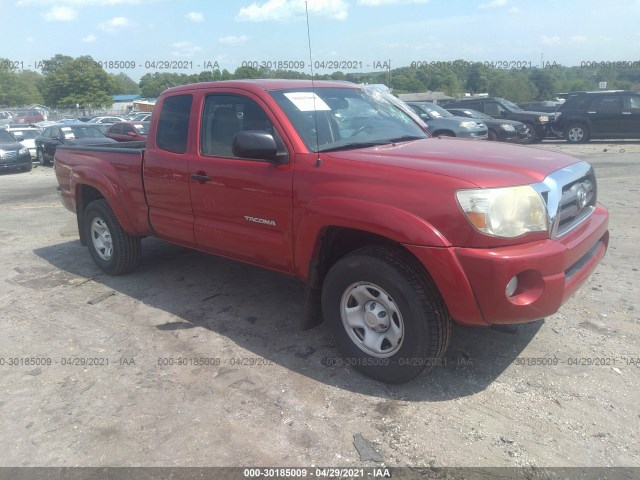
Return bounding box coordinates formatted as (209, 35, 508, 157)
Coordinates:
(0, 141, 638, 474)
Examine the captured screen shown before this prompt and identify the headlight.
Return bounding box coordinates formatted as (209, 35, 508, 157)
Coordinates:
(538, 115, 549, 123)
(456, 185, 548, 238)
(0, 149, 6, 158)
(500, 124, 516, 131)
(459, 121, 478, 129)
(19, 147, 29, 155)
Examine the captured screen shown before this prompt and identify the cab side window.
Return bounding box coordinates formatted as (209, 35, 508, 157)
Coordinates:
(200, 95, 279, 158)
(628, 95, 640, 111)
(157, 94, 193, 154)
(590, 96, 622, 113)
(483, 102, 500, 116)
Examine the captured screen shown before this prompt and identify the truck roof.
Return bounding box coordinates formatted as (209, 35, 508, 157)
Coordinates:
(162, 79, 358, 95)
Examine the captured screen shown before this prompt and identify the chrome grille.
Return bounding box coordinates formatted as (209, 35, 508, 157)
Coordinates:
(532, 162, 597, 238)
(556, 172, 596, 236)
(1, 151, 17, 160)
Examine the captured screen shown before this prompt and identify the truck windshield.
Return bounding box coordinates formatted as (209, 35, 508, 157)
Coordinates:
(269, 87, 428, 152)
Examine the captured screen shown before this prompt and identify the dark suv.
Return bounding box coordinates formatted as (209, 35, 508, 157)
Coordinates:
(553, 91, 640, 143)
(441, 97, 555, 143)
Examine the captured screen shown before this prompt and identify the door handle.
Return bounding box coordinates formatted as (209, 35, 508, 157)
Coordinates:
(191, 173, 211, 183)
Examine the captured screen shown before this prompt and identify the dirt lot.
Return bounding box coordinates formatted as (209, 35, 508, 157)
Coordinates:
(0, 141, 638, 473)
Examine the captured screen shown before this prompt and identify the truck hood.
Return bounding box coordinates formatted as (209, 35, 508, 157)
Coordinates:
(324, 137, 582, 188)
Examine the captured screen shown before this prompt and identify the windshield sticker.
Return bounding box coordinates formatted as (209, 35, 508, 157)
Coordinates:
(61, 127, 72, 131)
(64, 133, 75, 139)
(284, 92, 331, 112)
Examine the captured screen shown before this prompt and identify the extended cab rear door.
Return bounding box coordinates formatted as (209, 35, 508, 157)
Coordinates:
(143, 94, 197, 247)
(188, 89, 295, 272)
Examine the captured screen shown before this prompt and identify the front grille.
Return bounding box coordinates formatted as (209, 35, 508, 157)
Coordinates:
(1, 151, 17, 160)
(532, 162, 597, 238)
(556, 170, 597, 236)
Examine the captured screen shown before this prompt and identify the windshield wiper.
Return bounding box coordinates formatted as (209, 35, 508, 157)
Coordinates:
(317, 141, 391, 153)
(385, 135, 424, 144)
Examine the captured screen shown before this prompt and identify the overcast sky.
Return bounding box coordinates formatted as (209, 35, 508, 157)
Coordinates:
(4, 0, 640, 81)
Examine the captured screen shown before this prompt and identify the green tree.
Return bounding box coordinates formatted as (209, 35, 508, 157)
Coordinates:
(109, 73, 140, 94)
(489, 70, 536, 102)
(466, 63, 491, 93)
(530, 69, 556, 100)
(40, 54, 73, 75)
(40, 55, 114, 108)
(0, 60, 44, 106)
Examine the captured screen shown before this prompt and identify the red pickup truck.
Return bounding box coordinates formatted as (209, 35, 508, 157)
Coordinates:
(54, 80, 609, 383)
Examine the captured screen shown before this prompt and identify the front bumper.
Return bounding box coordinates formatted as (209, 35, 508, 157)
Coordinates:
(405, 203, 609, 326)
(0, 152, 32, 169)
(459, 130, 489, 140)
(533, 123, 550, 139)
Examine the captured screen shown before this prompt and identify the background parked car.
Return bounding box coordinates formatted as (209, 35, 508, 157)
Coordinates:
(129, 113, 151, 122)
(0, 111, 13, 127)
(405, 102, 488, 139)
(10, 108, 45, 124)
(441, 97, 555, 143)
(0, 128, 32, 172)
(445, 108, 529, 142)
(105, 121, 149, 142)
(553, 90, 640, 143)
(87, 116, 126, 125)
(6, 126, 42, 160)
(35, 124, 116, 166)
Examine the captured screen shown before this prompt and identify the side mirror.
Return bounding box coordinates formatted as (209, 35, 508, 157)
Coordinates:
(232, 131, 288, 164)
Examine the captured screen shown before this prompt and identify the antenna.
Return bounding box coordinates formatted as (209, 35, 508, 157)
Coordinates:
(305, 1, 322, 167)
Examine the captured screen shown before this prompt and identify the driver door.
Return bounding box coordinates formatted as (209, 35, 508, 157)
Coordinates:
(189, 91, 295, 272)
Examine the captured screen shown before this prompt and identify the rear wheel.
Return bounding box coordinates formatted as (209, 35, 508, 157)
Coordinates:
(566, 123, 590, 143)
(321, 246, 451, 383)
(84, 199, 141, 275)
(488, 129, 498, 141)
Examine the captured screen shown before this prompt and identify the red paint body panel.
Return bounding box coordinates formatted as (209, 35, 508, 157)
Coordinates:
(54, 79, 610, 326)
(453, 205, 609, 324)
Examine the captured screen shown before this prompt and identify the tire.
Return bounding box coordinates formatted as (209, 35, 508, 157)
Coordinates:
(37, 148, 49, 166)
(321, 245, 451, 383)
(488, 129, 498, 141)
(565, 123, 590, 143)
(83, 199, 141, 275)
(22, 162, 32, 172)
(520, 123, 537, 144)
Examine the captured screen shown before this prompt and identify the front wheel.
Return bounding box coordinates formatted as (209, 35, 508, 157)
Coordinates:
(84, 199, 141, 275)
(565, 123, 590, 143)
(37, 148, 49, 166)
(321, 246, 451, 383)
(520, 123, 537, 144)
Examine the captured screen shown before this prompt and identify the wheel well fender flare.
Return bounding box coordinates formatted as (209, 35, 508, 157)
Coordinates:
(71, 167, 140, 239)
(294, 197, 450, 281)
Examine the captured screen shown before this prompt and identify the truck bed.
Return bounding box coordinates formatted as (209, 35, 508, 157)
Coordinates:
(55, 141, 151, 237)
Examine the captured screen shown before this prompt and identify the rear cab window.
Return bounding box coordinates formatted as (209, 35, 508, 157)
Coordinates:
(156, 94, 193, 154)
